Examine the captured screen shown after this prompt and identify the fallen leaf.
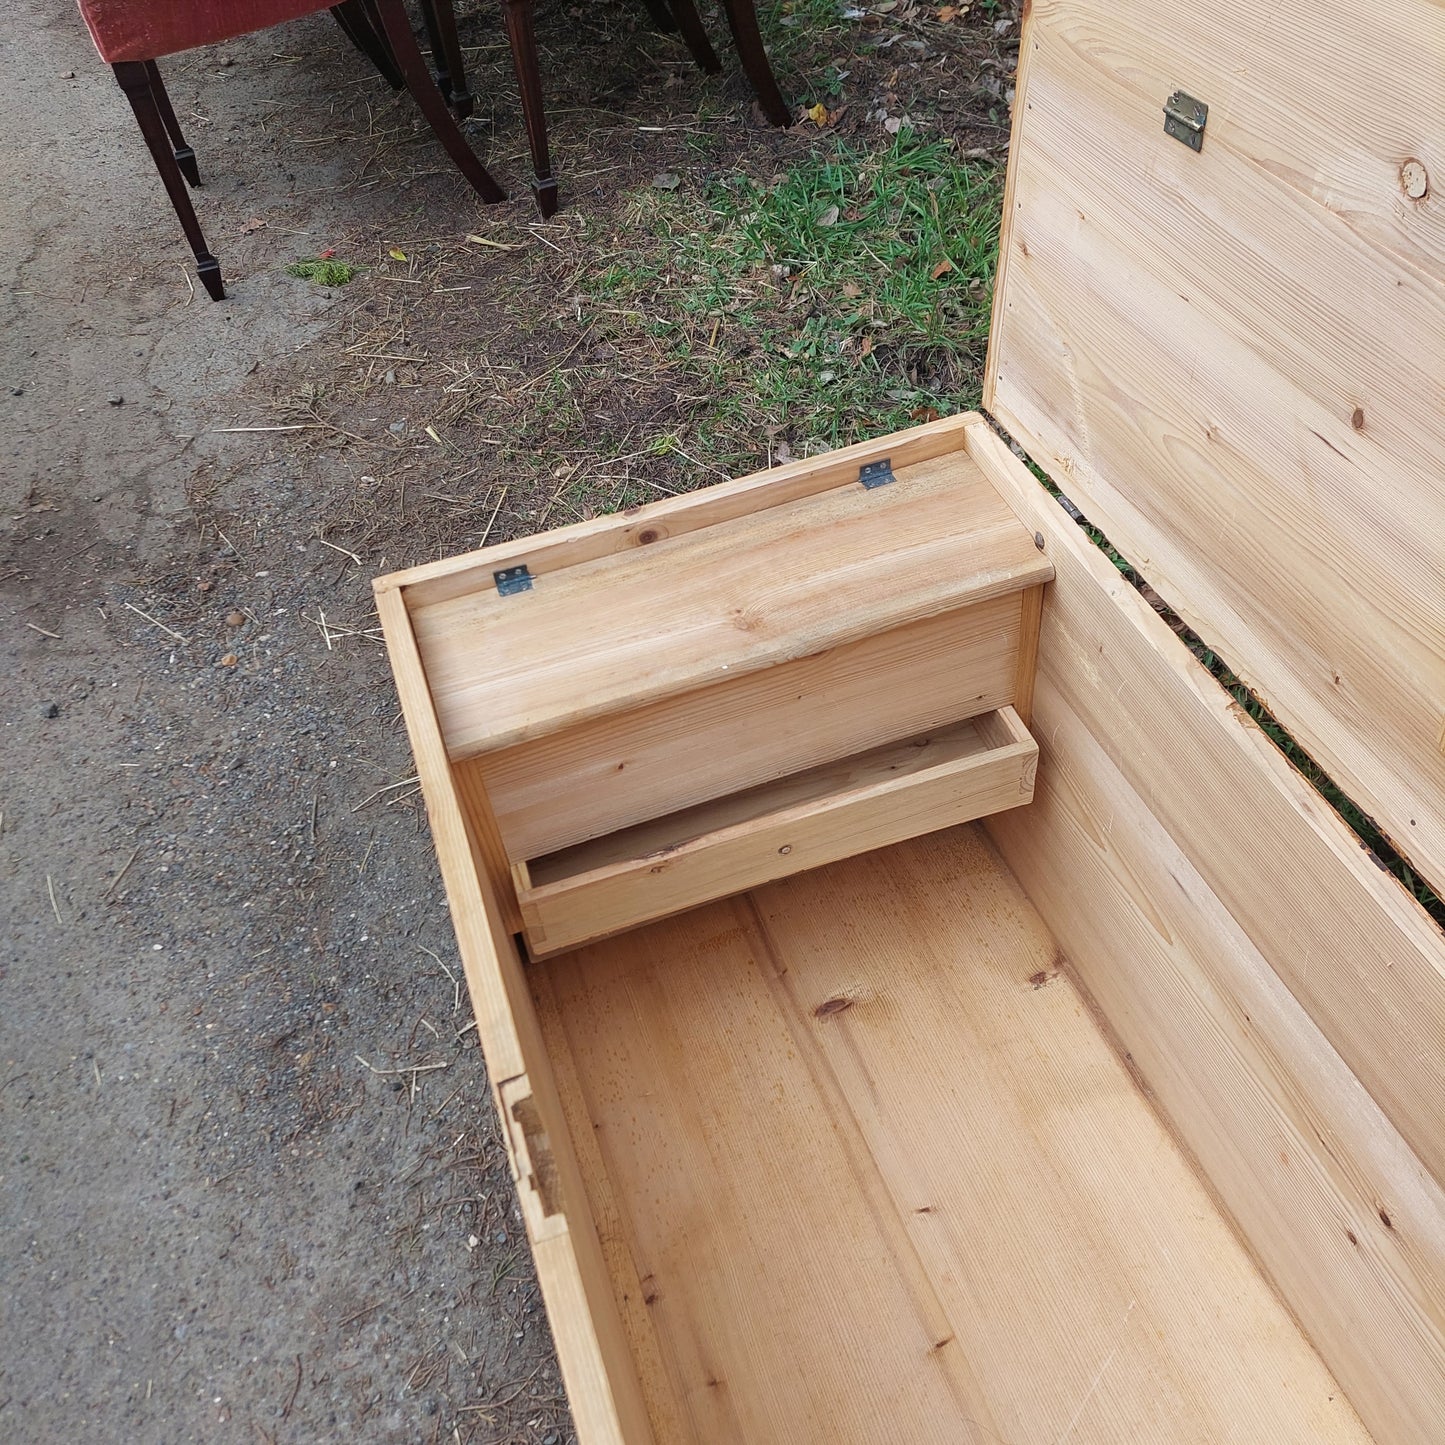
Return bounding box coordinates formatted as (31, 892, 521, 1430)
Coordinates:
(317, 247, 336, 260)
(859, 335, 874, 357)
(806, 101, 830, 126)
(841, 281, 863, 299)
(466, 234, 523, 250)
(936, 2, 967, 17)
(388, 247, 408, 262)
(816, 204, 840, 227)
(883, 116, 903, 134)
(652, 171, 680, 190)
(910, 405, 941, 422)
(930, 257, 955, 279)
(240, 217, 267, 234)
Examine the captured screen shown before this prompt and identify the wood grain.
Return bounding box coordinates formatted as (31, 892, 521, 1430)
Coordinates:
(516, 711, 1036, 957)
(469, 596, 1025, 862)
(378, 413, 977, 608)
(987, 0, 1445, 896)
(410, 450, 1052, 758)
(373, 584, 655, 1445)
(972, 421, 1445, 1444)
(535, 831, 1371, 1444)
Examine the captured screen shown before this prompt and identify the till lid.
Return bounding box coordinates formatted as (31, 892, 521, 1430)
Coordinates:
(987, 0, 1445, 893)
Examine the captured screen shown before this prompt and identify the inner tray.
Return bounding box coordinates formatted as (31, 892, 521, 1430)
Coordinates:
(513, 709, 1037, 957)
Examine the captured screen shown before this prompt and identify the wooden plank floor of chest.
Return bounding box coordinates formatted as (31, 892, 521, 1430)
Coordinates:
(376, 1, 1445, 1440)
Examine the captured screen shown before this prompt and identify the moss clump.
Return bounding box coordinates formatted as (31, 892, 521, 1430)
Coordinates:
(286, 257, 358, 286)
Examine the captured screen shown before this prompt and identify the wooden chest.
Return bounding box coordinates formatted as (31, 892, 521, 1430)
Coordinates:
(375, 2, 1445, 1439)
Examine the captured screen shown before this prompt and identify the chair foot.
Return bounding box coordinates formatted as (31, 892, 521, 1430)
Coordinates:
(197, 256, 226, 301)
(501, 0, 557, 219)
(445, 82, 475, 119)
(173, 145, 200, 187)
(143, 60, 203, 185)
(419, 0, 474, 117)
(114, 62, 228, 294)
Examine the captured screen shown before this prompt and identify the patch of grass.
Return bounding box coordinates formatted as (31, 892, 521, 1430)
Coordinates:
(585, 133, 1001, 472)
(287, 256, 358, 286)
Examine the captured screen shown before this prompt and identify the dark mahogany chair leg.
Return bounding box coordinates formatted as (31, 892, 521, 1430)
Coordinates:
(368, 0, 506, 203)
(142, 61, 201, 186)
(113, 61, 224, 299)
(638, 0, 679, 32)
(419, 0, 474, 117)
(666, 0, 722, 73)
(331, 2, 405, 89)
(716, 0, 789, 125)
(499, 0, 558, 217)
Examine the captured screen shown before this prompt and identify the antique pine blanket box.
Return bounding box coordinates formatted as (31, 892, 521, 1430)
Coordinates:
(375, 0, 1445, 1439)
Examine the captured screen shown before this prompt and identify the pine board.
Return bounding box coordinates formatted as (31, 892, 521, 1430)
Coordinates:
(470, 595, 1026, 863)
(532, 830, 1371, 1445)
(973, 422, 1445, 1444)
(409, 450, 1051, 758)
(516, 711, 1034, 955)
(987, 0, 1445, 897)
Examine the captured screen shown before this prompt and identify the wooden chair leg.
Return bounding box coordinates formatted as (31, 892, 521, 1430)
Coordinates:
(716, 0, 789, 125)
(419, 0, 474, 118)
(666, 0, 722, 74)
(500, 0, 558, 217)
(141, 60, 201, 186)
(638, 0, 679, 32)
(113, 61, 224, 300)
(331, 2, 405, 89)
(368, 0, 507, 204)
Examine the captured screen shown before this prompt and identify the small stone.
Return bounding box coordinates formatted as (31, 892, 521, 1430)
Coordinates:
(61, 71, 76, 80)
(219, 654, 238, 668)
(652, 171, 680, 191)
(107, 394, 124, 407)
(10, 387, 22, 396)
(44, 702, 59, 719)
(389, 420, 406, 434)
(225, 611, 245, 627)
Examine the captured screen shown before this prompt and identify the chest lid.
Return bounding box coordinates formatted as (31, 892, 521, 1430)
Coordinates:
(987, 0, 1445, 894)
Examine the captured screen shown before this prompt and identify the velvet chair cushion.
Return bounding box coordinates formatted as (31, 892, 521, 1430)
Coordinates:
(77, 0, 334, 62)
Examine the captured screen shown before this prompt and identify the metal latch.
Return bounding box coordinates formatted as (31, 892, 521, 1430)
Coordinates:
(859, 458, 896, 489)
(494, 564, 533, 596)
(1163, 90, 1207, 151)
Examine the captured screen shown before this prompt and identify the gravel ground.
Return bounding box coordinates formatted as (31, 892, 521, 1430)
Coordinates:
(1, 7, 571, 1441)
(1, 1, 1014, 1438)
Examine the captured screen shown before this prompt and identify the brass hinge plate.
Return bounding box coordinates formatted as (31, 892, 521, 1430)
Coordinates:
(1164, 90, 1208, 151)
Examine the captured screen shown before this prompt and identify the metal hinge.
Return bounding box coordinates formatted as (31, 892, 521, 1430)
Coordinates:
(859, 458, 896, 489)
(494, 564, 533, 596)
(1163, 90, 1208, 151)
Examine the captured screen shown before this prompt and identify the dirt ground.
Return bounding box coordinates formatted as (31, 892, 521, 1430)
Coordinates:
(0, 2, 1013, 1440)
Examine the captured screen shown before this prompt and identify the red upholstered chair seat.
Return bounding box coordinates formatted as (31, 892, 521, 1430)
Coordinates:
(76, 0, 506, 302)
(78, 0, 333, 63)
